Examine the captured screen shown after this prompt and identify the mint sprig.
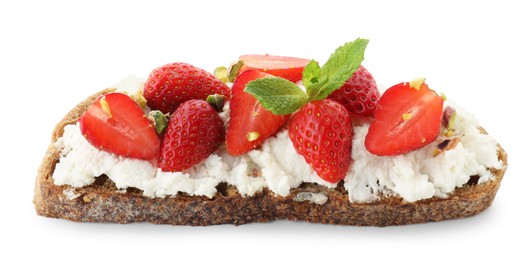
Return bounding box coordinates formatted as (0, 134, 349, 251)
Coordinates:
(313, 39, 368, 100)
(244, 38, 369, 115)
(302, 60, 325, 99)
(244, 77, 308, 115)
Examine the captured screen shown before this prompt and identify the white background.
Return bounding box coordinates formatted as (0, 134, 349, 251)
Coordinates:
(1, 0, 528, 259)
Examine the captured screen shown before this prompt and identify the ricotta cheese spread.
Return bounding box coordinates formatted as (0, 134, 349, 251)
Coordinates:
(52, 76, 503, 202)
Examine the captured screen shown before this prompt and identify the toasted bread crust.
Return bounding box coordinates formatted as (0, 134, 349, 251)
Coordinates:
(34, 89, 508, 226)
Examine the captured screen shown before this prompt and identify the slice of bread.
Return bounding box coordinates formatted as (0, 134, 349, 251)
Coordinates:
(33, 89, 508, 226)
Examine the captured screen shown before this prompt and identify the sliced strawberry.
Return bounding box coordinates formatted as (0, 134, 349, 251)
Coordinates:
(365, 80, 444, 156)
(230, 54, 311, 83)
(79, 92, 160, 161)
(288, 99, 353, 183)
(159, 99, 225, 171)
(226, 70, 290, 156)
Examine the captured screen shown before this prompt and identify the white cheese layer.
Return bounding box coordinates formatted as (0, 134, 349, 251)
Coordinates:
(52, 77, 503, 202)
(344, 103, 502, 202)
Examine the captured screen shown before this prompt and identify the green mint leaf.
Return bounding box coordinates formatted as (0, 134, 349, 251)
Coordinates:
(302, 60, 325, 99)
(302, 59, 321, 86)
(244, 77, 308, 115)
(312, 38, 369, 100)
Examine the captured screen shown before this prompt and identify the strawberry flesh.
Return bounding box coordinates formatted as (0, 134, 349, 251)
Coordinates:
(79, 93, 160, 161)
(288, 99, 353, 183)
(226, 70, 290, 156)
(365, 82, 444, 156)
(236, 54, 311, 83)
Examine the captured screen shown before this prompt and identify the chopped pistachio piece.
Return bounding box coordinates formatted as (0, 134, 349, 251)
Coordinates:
(437, 139, 451, 150)
(130, 90, 147, 109)
(448, 110, 457, 130)
(206, 94, 226, 112)
(433, 138, 461, 157)
(100, 97, 112, 118)
(148, 110, 168, 135)
(445, 130, 455, 137)
(409, 77, 426, 90)
(228, 60, 244, 82)
(214, 66, 228, 83)
(247, 131, 260, 142)
(442, 106, 457, 129)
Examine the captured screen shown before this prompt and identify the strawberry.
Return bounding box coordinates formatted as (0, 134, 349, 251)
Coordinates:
(79, 92, 160, 161)
(244, 38, 370, 183)
(229, 54, 311, 83)
(365, 79, 444, 156)
(143, 62, 231, 114)
(288, 99, 353, 183)
(226, 70, 290, 156)
(158, 99, 225, 171)
(328, 65, 380, 118)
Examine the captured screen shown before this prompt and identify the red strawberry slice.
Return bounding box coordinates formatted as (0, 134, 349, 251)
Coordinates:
(158, 99, 225, 171)
(79, 92, 160, 161)
(143, 62, 231, 114)
(365, 80, 444, 156)
(328, 65, 380, 119)
(226, 70, 290, 156)
(230, 54, 311, 83)
(288, 99, 353, 183)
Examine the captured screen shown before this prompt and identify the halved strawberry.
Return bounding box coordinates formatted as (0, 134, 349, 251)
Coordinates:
(229, 54, 311, 83)
(226, 70, 290, 156)
(79, 92, 160, 161)
(365, 79, 444, 156)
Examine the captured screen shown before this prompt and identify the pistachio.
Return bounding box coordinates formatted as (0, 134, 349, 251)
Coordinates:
(442, 106, 457, 135)
(433, 138, 461, 157)
(445, 130, 455, 137)
(228, 60, 244, 82)
(130, 89, 147, 109)
(148, 110, 168, 135)
(206, 94, 226, 112)
(409, 77, 426, 90)
(214, 66, 228, 83)
(247, 131, 260, 142)
(100, 97, 112, 118)
(437, 139, 451, 150)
